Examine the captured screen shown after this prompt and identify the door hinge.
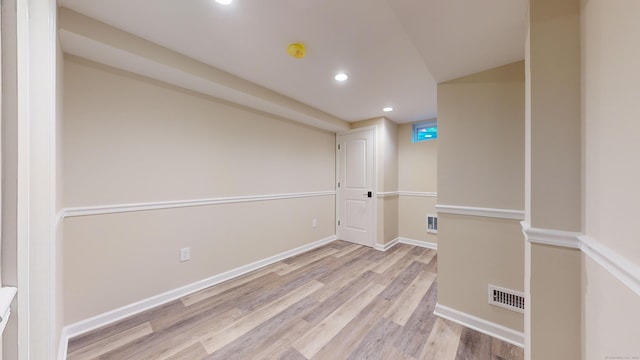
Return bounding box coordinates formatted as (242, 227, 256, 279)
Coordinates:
(337, 182, 340, 188)
(338, 144, 341, 150)
(337, 220, 341, 226)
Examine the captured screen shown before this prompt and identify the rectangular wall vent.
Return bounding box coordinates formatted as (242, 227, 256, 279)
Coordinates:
(426, 214, 438, 234)
(488, 285, 525, 313)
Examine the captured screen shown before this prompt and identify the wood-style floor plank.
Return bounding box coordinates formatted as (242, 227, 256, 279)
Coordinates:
(67, 241, 524, 360)
(419, 317, 464, 360)
(165, 342, 208, 360)
(201, 280, 324, 354)
(66, 322, 153, 360)
(385, 258, 437, 326)
(346, 317, 401, 360)
(292, 282, 386, 358)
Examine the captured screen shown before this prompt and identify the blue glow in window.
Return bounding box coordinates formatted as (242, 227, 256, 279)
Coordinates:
(412, 121, 437, 142)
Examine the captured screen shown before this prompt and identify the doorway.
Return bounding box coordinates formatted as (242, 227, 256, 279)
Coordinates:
(336, 128, 375, 247)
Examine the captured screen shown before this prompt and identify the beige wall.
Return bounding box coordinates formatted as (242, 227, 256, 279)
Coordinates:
(438, 214, 524, 331)
(64, 196, 334, 323)
(397, 122, 438, 244)
(581, 0, 640, 358)
(398, 123, 437, 193)
(64, 58, 334, 206)
(438, 61, 525, 210)
(529, 0, 582, 232)
(525, 1, 582, 358)
(398, 196, 437, 244)
(63, 56, 336, 324)
(582, 0, 640, 266)
(528, 244, 581, 360)
(582, 256, 640, 359)
(437, 61, 525, 332)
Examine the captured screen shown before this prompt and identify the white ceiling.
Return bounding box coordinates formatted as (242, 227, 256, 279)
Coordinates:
(58, 0, 528, 126)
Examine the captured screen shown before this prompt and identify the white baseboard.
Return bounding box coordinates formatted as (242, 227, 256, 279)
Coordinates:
(59, 235, 337, 357)
(434, 303, 524, 348)
(374, 237, 438, 252)
(398, 237, 438, 250)
(374, 237, 400, 251)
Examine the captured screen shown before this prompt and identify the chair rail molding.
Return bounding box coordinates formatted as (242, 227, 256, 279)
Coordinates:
(63, 191, 336, 218)
(436, 204, 524, 220)
(521, 221, 640, 297)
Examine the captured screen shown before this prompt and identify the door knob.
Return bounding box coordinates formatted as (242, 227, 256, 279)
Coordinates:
(363, 191, 372, 198)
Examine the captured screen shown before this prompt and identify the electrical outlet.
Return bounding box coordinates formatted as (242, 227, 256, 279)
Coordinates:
(180, 247, 191, 262)
(312, 218, 317, 228)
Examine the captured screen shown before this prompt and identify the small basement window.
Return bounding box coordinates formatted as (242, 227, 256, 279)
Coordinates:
(412, 120, 438, 142)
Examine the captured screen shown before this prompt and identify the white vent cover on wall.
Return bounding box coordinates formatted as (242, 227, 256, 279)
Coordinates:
(488, 285, 525, 313)
(426, 214, 438, 234)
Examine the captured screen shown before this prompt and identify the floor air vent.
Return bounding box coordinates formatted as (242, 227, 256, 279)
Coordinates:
(488, 285, 525, 313)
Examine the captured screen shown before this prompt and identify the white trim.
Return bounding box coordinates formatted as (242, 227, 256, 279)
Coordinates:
(377, 191, 438, 198)
(521, 221, 640, 298)
(580, 235, 640, 297)
(62, 191, 336, 218)
(398, 237, 438, 250)
(374, 237, 400, 251)
(375, 237, 438, 251)
(376, 191, 398, 198)
(57, 328, 69, 360)
(16, 0, 59, 358)
(520, 222, 581, 249)
(60, 235, 337, 346)
(398, 191, 438, 198)
(434, 303, 524, 348)
(436, 204, 524, 220)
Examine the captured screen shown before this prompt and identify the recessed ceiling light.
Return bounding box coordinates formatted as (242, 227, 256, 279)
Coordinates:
(334, 73, 348, 82)
(383, 107, 393, 112)
(215, 0, 232, 4)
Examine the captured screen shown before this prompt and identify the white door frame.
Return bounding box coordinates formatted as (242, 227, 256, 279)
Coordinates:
(15, 0, 59, 359)
(335, 126, 377, 247)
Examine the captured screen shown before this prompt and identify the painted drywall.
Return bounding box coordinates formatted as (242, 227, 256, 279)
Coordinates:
(582, 256, 640, 359)
(63, 56, 336, 324)
(581, 0, 640, 358)
(437, 61, 525, 332)
(64, 196, 334, 323)
(382, 119, 398, 193)
(529, 244, 581, 360)
(398, 123, 437, 193)
(438, 214, 524, 331)
(398, 195, 437, 244)
(438, 61, 524, 211)
(582, 0, 640, 265)
(64, 57, 334, 206)
(529, 0, 582, 232)
(397, 122, 438, 244)
(525, 1, 582, 359)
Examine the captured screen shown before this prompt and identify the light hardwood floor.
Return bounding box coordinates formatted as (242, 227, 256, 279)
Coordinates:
(67, 241, 524, 360)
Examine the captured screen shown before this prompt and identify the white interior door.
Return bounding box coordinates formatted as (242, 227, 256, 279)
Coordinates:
(337, 129, 375, 247)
